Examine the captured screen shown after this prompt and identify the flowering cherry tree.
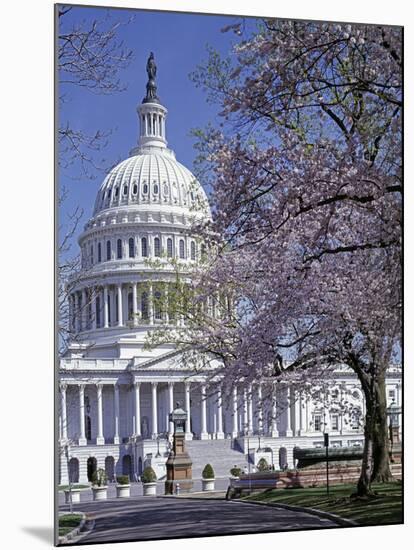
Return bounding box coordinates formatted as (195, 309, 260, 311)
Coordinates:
(181, 20, 401, 497)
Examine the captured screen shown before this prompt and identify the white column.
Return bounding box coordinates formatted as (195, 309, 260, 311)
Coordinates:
(243, 388, 248, 434)
(60, 384, 68, 440)
(148, 282, 154, 325)
(232, 386, 238, 438)
(117, 284, 123, 326)
(185, 382, 192, 440)
(151, 382, 158, 438)
(200, 384, 208, 439)
(168, 382, 174, 436)
(132, 283, 138, 326)
(294, 391, 301, 436)
(216, 387, 224, 439)
(248, 384, 253, 434)
(285, 387, 293, 437)
(78, 384, 86, 445)
(96, 384, 104, 444)
(134, 382, 141, 437)
(271, 383, 279, 437)
(103, 286, 109, 328)
(257, 383, 263, 434)
(114, 384, 120, 444)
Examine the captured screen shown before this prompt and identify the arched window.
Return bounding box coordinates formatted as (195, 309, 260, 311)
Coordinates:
(122, 455, 133, 477)
(167, 238, 173, 258)
(69, 458, 79, 483)
(141, 237, 148, 257)
(90, 245, 94, 265)
(105, 456, 115, 482)
(115, 293, 119, 323)
(86, 455, 96, 480)
(179, 239, 185, 259)
(98, 243, 102, 263)
(117, 239, 123, 259)
(141, 292, 148, 320)
(106, 240, 111, 261)
(143, 183, 148, 194)
(154, 237, 161, 257)
(133, 184, 138, 195)
(123, 185, 128, 195)
(114, 187, 119, 197)
(154, 290, 162, 320)
(129, 237, 135, 258)
(190, 241, 196, 261)
(154, 183, 159, 194)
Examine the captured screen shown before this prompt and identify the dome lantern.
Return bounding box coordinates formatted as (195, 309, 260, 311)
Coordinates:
(134, 52, 168, 151)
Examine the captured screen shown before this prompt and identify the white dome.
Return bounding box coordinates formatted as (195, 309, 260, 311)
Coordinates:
(93, 148, 208, 216)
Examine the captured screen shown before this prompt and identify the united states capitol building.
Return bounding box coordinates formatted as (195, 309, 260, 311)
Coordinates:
(58, 56, 401, 485)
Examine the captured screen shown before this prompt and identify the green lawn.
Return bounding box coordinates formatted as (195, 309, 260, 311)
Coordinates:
(58, 484, 89, 491)
(244, 482, 402, 526)
(59, 513, 83, 537)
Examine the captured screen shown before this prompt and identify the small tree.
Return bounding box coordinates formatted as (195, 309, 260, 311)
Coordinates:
(141, 466, 157, 484)
(202, 464, 215, 479)
(257, 458, 269, 472)
(230, 466, 242, 478)
(92, 468, 107, 487)
(116, 475, 130, 485)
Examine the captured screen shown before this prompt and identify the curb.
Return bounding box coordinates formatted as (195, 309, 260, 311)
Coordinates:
(237, 499, 359, 527)
(58, 512, 87, 545)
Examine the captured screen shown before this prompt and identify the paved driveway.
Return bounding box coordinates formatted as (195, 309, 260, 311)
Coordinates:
(60, 496, 338, 544)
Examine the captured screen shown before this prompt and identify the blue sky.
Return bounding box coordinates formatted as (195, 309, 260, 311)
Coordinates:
(58, 5, 250, 244)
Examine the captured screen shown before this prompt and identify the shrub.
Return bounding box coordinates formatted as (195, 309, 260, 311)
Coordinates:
(116, 475, 130, 485)
(202, 464, 215, 479)
(230, 467, 242, 477)
(141, 466, 157, 483)
(257, 458, 270, 472)
(92, 468, 107, 487)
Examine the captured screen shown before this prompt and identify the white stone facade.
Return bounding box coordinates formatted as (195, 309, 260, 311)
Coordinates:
(58, 76, 402, 484)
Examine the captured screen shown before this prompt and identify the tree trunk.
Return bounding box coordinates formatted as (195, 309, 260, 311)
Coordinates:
(356, 370, 391, 496)
(371, 375, 392, 482)
(356, 405, 375, 497)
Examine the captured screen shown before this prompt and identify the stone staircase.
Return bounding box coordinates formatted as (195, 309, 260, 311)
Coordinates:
(185, 439, 245, 479)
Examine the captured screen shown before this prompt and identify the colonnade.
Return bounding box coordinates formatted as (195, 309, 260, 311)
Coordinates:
(59, 381, 328, 447)
(68, 281, 185, 333)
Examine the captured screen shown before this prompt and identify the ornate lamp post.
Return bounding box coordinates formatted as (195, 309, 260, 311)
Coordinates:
(164, 402, 193, 495)
(387, 399, 401, 460)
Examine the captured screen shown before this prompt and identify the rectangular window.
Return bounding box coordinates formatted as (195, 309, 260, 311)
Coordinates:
(331, 414, 339, 431)
(314, 415, 322, 432)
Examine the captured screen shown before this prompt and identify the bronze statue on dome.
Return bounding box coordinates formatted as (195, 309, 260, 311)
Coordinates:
(143, 52, 160, 103)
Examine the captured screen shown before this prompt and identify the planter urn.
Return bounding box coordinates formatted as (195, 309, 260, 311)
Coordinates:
(64, 488, 81, 504)
(92, 486, 108, 501)
(202, 478, 215, 491)
(116, 484, 131, 498)
(143, 482, 157, 496)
